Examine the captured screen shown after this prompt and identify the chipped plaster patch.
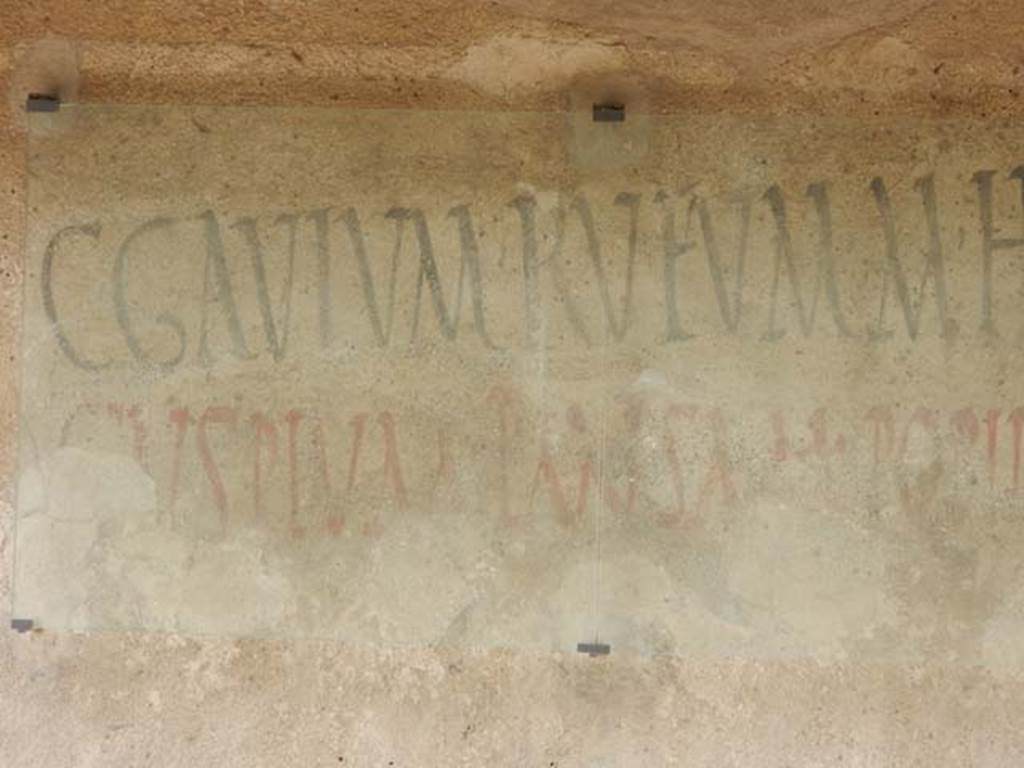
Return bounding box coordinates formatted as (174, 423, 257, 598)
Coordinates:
(448, 35, 623, 97)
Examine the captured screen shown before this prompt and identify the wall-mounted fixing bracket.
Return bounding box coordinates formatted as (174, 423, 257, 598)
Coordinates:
(577, 641, 611, 657)
(26, 93, 61, 112)
(592, 104, 625, 123)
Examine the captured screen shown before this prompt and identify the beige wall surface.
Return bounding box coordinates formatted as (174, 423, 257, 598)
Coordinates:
(2, 3, 1024, 767)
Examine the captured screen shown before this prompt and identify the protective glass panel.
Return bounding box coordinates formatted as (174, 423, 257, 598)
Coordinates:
(15, 104, 1024, 663)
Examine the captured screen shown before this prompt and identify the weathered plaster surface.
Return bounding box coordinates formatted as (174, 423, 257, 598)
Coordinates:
(1, 3, 1024, 766)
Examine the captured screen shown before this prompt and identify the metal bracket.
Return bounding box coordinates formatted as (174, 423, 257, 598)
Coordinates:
(11, 618, 34, 633)
(592, 104, 625, 123)
(26, 93, 61, 113)
(577, 641, 611, 657)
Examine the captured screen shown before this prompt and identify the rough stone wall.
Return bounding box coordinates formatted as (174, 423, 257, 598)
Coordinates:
(2, 2, 1024, 766)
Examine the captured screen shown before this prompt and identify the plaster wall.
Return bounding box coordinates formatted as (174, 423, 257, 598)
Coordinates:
(1, 3, 1024, 766)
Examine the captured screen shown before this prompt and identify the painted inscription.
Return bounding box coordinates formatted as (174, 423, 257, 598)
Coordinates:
(53, 394, 1024, 538)
(38, 167, 1024, 372)
(15, 107, 1024, 653)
